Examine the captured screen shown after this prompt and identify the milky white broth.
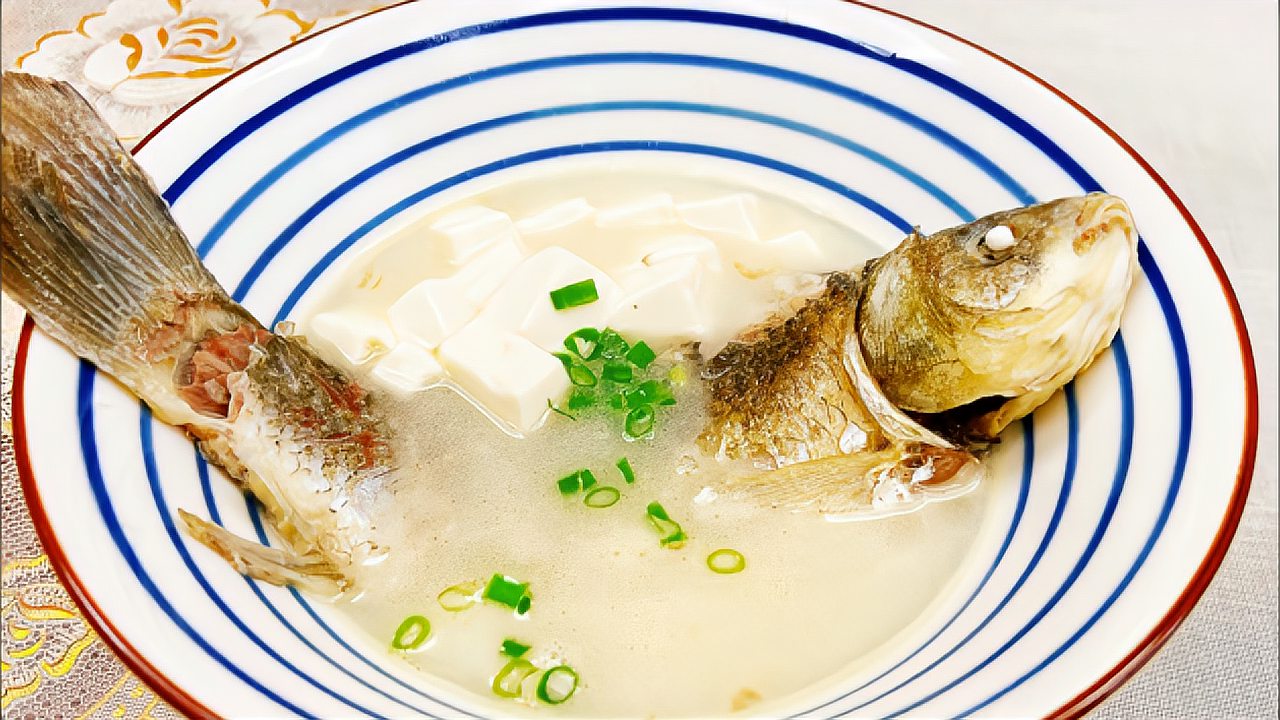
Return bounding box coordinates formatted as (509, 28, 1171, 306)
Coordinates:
(300, 159, 990, 717)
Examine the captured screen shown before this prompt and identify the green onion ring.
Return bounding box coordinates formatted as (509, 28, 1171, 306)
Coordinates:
(583, 486, 621, 508)
(706, 548, 746, 574)
(437, 581, 480, 612)
(390, 614, 431, 651)
(491, 658, 537, 698)
(536, 665, 580, 705)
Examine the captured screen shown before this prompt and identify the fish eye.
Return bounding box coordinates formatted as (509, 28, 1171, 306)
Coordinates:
(965, 223, 1018, 265)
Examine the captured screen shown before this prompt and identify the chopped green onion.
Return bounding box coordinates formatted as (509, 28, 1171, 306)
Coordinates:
(536, 665, 580, 705)
(597, 328, 630, 359)
(501, 638, 531, 658)
(706, 548, 746, 574)
(625, 406, 655, 438)
(557, 473, 582, 495)
(579, 469, 597, 490)
(492, 658, 537, 698)
(549, 279, 599, 310)
(484, 574, 532, 615)
(583, 485, 620, 508)
(546, 399, 576, 421)
(607, 393, 627, 411)
(566, 387, 597, 410)
(616, 457, 636, 484)
(602, 360, 633, 383)
(631, 379, 676, 407)
(625, 341, 656, 369)
(437, 581, 480, 612)
(668, 364, 688, 386)
(645, 501, 686, 548)
(391, 615, 431, 651)
(564, 328, 601, 359)
(552, 353, 596, 386)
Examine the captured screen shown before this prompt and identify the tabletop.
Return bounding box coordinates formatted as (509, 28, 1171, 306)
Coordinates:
(1, 1, 1275, 718)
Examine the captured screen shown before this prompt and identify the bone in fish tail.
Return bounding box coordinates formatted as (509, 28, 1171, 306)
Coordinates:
(1, 71, 379, 595)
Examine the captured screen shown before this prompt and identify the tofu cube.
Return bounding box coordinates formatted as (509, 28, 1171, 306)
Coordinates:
(766, 230, 831, 272)
(430, 206, 518, 264)
(308, 311, 395, 365)
(676, 194, 759, 241)
(611, 256, 706, 349)
(387, 278, 479, 349)
(595, 194, 678, 228)
(372, 343, 445, 393)
(438, 321, 571, 433)
(478, 247, 620, 352)
(452, 235, 525, 307)
(515, 198, 595, 236)
(640, 233, 723, 271)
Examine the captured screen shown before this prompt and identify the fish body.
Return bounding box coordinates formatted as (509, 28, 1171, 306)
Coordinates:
(2, 72, 388, 595)
(702, 194, 1137, 516)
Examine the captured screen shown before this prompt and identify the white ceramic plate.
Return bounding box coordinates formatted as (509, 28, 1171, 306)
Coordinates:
(14, 1, 1258, 717)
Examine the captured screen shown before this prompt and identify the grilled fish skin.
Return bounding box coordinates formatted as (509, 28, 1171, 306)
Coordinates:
(1, 71, 389, 595)
(703, 194, 1136, 517)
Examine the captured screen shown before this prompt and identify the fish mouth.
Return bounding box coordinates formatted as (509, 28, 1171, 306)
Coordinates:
(1073, 194, 1136, 256)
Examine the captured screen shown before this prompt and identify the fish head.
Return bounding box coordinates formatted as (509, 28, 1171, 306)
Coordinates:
(859, 193, 1138, 437)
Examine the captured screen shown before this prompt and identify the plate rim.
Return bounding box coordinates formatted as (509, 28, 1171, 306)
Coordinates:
(11, 1, 1259, 718)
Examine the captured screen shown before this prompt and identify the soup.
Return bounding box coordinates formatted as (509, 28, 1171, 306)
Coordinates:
(300, 159, 989, 717)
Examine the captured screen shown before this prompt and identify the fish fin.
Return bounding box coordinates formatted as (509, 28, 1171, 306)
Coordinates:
(722, 447, 984, 519)
(178, 509, 345, 597)
(1, 72, 240, 374)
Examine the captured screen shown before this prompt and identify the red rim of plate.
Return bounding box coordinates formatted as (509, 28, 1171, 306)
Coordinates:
(12, 2, 1259, 718)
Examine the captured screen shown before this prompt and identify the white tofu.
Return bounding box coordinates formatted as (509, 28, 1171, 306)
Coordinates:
(766, 230, 831, 272)
(430, 206, 518, 264)
(478, 247, 620, 351)
(309, 311, 395, 365)
(611, 257, 706, 349)
(452, 235, 525, 307)
(676, 194, 759, 240)
(387, 278, 479, 349)
(515, 198, 595, 236)
(371, 343, 445, 393)
(595, 194, 678, 228)
(640, 233, 722, 271)
(438, 321, 571, 433)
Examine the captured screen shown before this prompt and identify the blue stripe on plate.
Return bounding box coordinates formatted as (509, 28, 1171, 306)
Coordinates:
(194, 50, 994, 259)
(75, 366, 313, 718)
(881, 339, 1133, 719)
(228, 96, 975, 301)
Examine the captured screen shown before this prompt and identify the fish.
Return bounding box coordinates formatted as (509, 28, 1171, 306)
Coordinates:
(1, 71, 390, 596)
(700, 193, 1137, 517)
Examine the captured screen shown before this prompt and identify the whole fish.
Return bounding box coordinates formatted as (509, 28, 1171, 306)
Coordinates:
(701, 193, 1136, 516)
(1, 72, 389, 595)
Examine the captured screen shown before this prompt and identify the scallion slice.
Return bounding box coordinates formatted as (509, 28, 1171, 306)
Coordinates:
(546, 399, 576, 421)
(645, 501, 686, 548)
(633, 379, 676, 407)
(602, 360, 633, 384)
(597, 328, 630, 359)
(579, 469, 597, 490)
(566, 387, 597, 410)
(536, 665, 580, 705)
(625, 405, 655, 438)
(563, 328, 601, 359)
(625, 341, 656, 369)
(501, 638, 531, 658)
(549, 279, 599, 310)
(557, 473, 581, 495)
(492, 658, 537, 698)
(607, 393, 627, 411)
(391, 615, 431, 651)
(484, 574, 532, 614)
(437, 581, 480, 612)
(706, 548, 746, 574)
(583, 485, 620, 508)
(616, 457, 636, 484)
(668, 364, 688, 386)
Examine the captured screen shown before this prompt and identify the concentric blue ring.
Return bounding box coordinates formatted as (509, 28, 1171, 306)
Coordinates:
(60, 5, 1187, 718)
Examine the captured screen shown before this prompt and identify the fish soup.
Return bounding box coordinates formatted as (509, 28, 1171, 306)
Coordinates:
(300, 159, 992, 717)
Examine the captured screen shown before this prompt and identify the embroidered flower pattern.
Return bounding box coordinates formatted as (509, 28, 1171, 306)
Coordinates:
(15, 0, 390, 144)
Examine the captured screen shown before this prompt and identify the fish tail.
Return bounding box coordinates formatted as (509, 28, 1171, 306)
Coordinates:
(1, 71, 244, 378)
